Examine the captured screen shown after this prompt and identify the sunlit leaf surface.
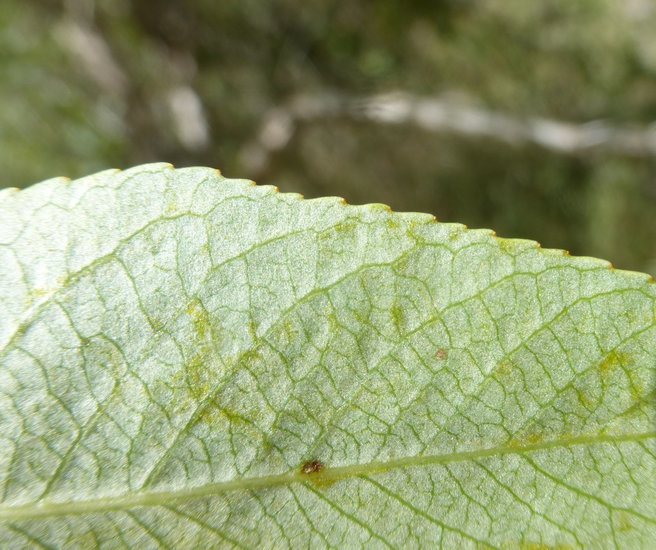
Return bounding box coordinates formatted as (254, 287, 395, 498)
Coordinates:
(0, 164, 654, 548)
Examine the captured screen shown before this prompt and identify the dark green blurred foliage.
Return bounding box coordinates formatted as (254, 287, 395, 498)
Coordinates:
(2, 0, 656, 274)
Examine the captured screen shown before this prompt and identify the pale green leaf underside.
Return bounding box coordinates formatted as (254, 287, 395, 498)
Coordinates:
(0, 163, 654, 549)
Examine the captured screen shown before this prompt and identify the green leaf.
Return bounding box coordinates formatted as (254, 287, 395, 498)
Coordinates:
(0, 163, 654, 548)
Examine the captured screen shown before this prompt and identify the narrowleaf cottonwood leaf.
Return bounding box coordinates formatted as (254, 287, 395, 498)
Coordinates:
(0, 163, 654, 548)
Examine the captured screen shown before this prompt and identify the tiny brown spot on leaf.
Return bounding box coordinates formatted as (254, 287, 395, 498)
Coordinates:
(435, 349, 448, 360)
(301, 460, 324, 475)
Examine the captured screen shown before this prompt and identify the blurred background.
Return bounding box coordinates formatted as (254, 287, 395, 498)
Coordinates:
(2, 0, 656, 275)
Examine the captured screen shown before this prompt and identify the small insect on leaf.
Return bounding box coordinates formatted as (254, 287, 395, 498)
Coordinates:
(301, 460, 325, 475)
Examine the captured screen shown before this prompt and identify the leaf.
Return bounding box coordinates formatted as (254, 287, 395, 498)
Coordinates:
(0, 163, 654, 549)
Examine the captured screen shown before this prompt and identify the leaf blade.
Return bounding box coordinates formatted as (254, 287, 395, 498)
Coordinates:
(1, 164, 654, 548)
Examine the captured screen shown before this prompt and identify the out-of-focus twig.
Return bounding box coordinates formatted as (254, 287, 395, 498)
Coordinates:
(54, 19, 128, 99)
(54, 7, 209, 153)
(240, 92, 656, 176)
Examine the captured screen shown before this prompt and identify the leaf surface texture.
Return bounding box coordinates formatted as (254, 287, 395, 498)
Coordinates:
(0, 164, 654, 548)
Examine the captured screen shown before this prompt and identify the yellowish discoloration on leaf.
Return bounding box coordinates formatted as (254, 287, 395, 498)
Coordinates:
(186, 300, 210, 338)
(391, 303, 406, 333)
(185, 353, 213, 400)
(496, 358, 514, 376)
(616, 511, 635, 532)
(599, 350, 630, 380)
(165, 201, 180, 216)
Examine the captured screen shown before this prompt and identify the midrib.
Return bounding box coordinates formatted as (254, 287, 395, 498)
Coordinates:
(0, 430, 653, 522)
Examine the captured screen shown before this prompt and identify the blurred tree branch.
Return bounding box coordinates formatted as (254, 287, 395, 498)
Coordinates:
(241, 92, 656, 177)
